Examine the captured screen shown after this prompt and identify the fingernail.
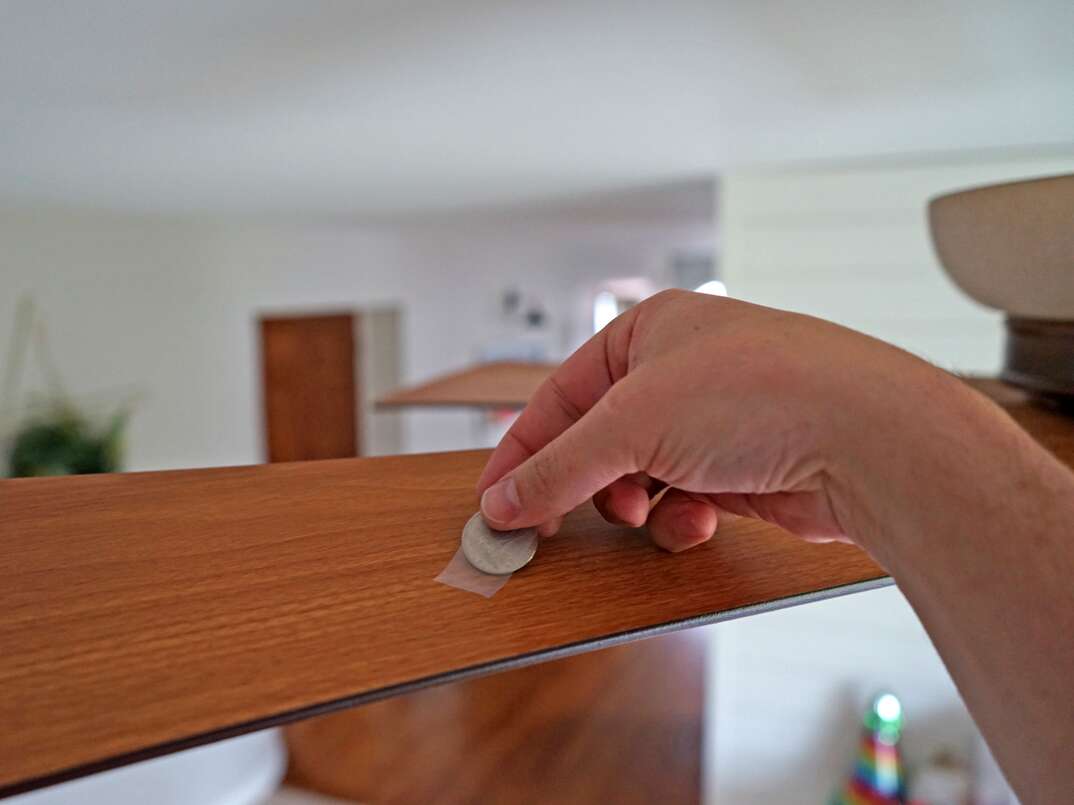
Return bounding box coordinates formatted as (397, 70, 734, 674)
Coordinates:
(481, 477, 520, 525)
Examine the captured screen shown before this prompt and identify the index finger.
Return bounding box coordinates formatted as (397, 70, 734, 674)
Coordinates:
(475, 307, 637, 494)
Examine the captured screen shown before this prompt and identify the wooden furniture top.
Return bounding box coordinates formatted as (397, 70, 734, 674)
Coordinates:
(284, 630, 706, 804)
(376, 361, 554, 409)
(1, 377, 1070, 796)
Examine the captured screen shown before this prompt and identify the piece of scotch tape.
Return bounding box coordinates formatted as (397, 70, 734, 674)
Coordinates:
(435, 547, 513, 598)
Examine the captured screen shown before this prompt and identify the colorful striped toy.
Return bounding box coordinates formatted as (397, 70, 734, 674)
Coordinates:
(832, 692, 906, 805)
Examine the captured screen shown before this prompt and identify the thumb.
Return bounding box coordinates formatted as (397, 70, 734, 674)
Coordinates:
(480, 392, 637, 530)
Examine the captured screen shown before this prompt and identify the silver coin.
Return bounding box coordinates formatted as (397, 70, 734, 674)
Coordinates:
(460, 512, 538, 575)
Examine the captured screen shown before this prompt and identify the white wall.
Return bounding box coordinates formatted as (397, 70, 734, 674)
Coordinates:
(1, 211, 397, 471)
(707, 587, 974, 805)
(707, 147, 1073, 804)
(721, 147, 1074, 373)
(0, 190, 713, 805)
(0, 202, 713, 472)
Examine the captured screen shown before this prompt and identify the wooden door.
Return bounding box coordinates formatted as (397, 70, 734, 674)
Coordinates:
(260, 313, 359, 462)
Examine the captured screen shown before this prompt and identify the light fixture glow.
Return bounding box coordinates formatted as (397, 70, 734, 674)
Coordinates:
(593, 290, 619, 333)
(875, 693, 902, 723)
(695, 280, 728, 296)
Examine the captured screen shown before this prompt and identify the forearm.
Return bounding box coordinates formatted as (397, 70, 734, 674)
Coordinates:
(475, 292, 1072, 798)
(836, 371, 1074, 803)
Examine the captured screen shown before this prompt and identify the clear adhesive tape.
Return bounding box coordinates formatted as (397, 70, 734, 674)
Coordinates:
(435, 546, 514, 598)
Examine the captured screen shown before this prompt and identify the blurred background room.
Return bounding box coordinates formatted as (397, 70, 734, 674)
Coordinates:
(2, 2, 1072, 803)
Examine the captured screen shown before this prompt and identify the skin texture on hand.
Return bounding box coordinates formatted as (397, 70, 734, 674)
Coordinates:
(478, 289, 922, 551)
(476, 289, 1074, 803)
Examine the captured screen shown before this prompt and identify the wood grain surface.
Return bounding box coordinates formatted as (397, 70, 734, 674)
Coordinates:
(376, 361, 553, 409)
(286, 630, 706, 805)
(0, 455, 882, 796)
(2, 377, 1071, 796)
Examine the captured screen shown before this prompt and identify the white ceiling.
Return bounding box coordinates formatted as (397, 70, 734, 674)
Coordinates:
(2, 0, 1072, 216)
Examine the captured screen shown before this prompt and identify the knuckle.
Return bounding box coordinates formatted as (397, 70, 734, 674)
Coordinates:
(599, 380, 635, 420)
(595, 384, 646, 472)
(525, 451, 558, 503)
(650, 288, 684, 304)
(545, 374, 584, 422)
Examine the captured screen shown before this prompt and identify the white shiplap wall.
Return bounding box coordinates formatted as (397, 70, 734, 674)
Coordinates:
(707, 148, 1074, 804)
(721, 150, 1074, 373)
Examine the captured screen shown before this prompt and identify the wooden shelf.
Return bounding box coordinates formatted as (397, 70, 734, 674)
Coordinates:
(1, 376, 1070, 795)
(376, 361, 554, 409)
(284, 630, 706, 803)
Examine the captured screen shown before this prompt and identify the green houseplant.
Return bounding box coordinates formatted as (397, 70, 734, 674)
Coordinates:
(8, 403, 127, 477)
(2, 298, 131, 478)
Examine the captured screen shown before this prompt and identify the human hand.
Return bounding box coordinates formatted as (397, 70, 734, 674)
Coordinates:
(476, 288, 1074, 804)
(476, 289, 962, 552)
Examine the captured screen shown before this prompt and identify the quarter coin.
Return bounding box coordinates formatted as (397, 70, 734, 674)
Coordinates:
(460, 512, 539, 575)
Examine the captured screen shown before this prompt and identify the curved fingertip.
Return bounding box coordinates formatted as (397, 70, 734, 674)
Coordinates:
(480, 476, 521, 528)
(593, 477, 650, 527)
(536, 516, 563, 538)
(668, 507, 717, 552)
(648, 492, 718, 553)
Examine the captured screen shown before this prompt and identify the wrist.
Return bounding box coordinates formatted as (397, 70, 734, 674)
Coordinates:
(825, 362, 1022, 569)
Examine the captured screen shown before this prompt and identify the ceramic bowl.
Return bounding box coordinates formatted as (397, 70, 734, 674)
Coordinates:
(929, 173, 1074, 398)
(928, 173, 1074, 320)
